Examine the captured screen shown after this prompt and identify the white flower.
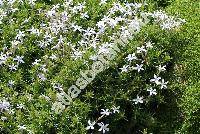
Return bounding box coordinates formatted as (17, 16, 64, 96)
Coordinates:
(100, 109, 111, 116)
(8, 80, 15, 87)
(71, 50, 83, 60)
(147, 88, 157, 96)
(8, 64, 18, 71)
(157, 65, 166, 72)
(52, 83, 63, 91)
(22, 18, 29, 24)
(126, 53, 137, 62)
(86, 120, 96, 130)
(98, 122, 109, 133)
(28, 0, 37, 5)
(0, 100, 10, 111)
(16, 30, 25, 40)
(8, 109, 15, 114)
(49, 54, 58, 60)
(98, 45, 109, 54)
(120, 26, 127, 31)
(111, 106, 120, 113)
(76, 2, 86, 11)
(160, 79, 168, 89)
(132, 64, 144, 72)
(152, 10, 168, 21)
(120, 65, 129, 73)
(121, 29, 131, 38)
(150, 74, 161, 85)
(26, 94, 33, 101)
(129, 19, 141, 32)
(137, 46, 147, 53)
(46, 9, 56, 17)
(18, 125, 27, 131)
(71, 23, 82, 32)
(11, 40, 20, 48)
(99, 0, 107, 5)
(81, 12, 89, 19)
(133, 3, 142, 9)
(27, 26, 40, 35)
(32, 59, 41, 66)
(37, 73, 47, 81)
(0, 53, 8, 65)
(96, 20, 106, 29)
(27, 129, 34, 134)
(40, 65, 47, 72)
(17, 103, 25, 109)
(146, 41, 153, 49)
(13, 55, 24, 63)
(0, 0, 4, 6)
(132, 95, 144, 104)
(3, 46, 7, 51)
(1, 116, 7, 121)
(107, 18, 118, 28)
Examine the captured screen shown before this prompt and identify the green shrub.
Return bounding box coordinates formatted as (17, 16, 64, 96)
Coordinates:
(0, 0, 198, 134)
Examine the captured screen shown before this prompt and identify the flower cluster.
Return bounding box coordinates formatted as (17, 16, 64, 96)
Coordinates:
(119, 41, 169, 105)
(0, 99, 10, 112)
(0, 0, 185, 133)
(86, 106, 120, 133)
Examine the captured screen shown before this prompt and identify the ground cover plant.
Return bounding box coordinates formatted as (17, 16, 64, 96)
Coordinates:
(0, 0, 199, 134)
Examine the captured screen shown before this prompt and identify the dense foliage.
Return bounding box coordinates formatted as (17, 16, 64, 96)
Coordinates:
(0, 0, 199, 134)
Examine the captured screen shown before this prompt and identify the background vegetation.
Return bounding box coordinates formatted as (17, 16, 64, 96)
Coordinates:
(0, 0, 199, 133)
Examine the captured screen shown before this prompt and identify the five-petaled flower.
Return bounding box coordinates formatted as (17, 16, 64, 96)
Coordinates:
(98, 122, 109, 133)
(147, 87, 157, 96)
(126, 53, 137, 62)
(157, 65, 166, 72)
(150, 74, 161, 85)
(86, 120, 96, 130)
(100, 109, 111, 116)
(132, 95, 144, 104)
(132, 64, 144, 72)
(160, 79, 168, 89)
(120, 65, 129, 73)
(17, 125, 27, 131)
(13, 55, 24, 64)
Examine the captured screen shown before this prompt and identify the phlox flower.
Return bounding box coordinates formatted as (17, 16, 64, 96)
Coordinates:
(98, 122, 109, 133)
(80, 12, 89, 19)
(160, 79, 168, 89)
(157, 65, 166, 72)
(99, 0, 107, 6)
(150, 74, 161, 85)
(1, 116, 7, 121)
(8, 64, 18, 71)
(100, 109, 111, 116)
(137, 46, 147, 53)
(86, 120, 96, 130)
(147, 88, 157, 96)
(132, 95, 144, 104)
(13, 55, 24, 64)
(8, 80, 15, 87)
(18, 125, 27, 131)
(0, 100, 10, 111)
(131, 64, 144, 72)
(37, 73, 47, 81)
(146, 41, 153, 49)
(120, 65, 129, 73)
